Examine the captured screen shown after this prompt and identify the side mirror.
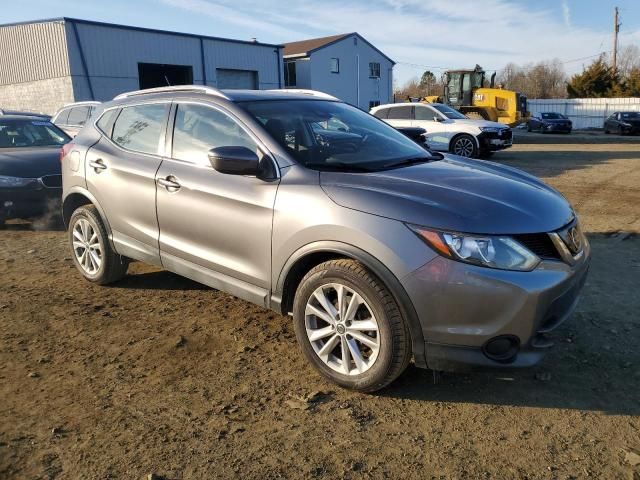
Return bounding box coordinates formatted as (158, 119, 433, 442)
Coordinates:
(433, 116, 443, 122)
(208, 146, 259, 176)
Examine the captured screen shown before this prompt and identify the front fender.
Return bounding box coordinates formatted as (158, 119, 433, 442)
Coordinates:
(272, 239, 429, 368)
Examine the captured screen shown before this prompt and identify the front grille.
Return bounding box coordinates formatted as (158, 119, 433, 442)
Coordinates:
(500, 128, 513, 140)
(512, 233, 561, 260)
(40, 174, 62, 188)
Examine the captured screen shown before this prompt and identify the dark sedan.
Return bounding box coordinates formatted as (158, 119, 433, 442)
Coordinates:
(604, 111, 640, 135)
(527, 112, 572, 134)
(0, 116, 70, 227)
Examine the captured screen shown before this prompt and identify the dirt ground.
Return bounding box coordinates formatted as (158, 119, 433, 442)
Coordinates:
(1, 133, 639, 480)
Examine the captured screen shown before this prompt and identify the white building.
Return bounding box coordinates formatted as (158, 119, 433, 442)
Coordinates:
(283, 33, 394, 110)
(0, 18, 284, 114)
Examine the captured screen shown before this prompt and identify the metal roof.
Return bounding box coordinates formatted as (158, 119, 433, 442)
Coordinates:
(0, 17, 284, 49)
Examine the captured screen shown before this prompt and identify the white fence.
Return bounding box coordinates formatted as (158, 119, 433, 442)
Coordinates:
(527, 97, 640, 129)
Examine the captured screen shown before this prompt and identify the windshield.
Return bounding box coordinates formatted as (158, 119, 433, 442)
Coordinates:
(0, 119, 70, 148)
(239, 100, 432, 171)
(621, 112, 640, 120)
(430, 104, 467, 120)
(541, 113, 565, 119)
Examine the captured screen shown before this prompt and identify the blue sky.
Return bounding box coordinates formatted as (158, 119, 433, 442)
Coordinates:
(5, 0, 640, 85)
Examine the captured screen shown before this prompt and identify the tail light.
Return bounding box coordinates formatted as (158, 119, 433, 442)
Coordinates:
(60, 142, 74, 162)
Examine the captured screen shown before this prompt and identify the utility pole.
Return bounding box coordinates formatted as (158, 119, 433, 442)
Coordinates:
(612, 6, 620, 71)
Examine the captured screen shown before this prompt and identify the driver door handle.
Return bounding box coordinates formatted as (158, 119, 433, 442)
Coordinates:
(88, 159, 107, 171)
(157, 176, 181, 191)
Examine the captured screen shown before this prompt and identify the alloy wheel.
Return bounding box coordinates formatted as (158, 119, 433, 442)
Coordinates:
(453, 137, 475, 157)
(72, 218, 102, 275)
(304, 283, 380, 376)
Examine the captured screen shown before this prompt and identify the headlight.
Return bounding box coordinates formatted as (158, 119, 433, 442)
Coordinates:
(409, 225, 540, 271)
(0, 175, 36, 188)
(621, 122, 632, 127)
(479, 127, 500, 133)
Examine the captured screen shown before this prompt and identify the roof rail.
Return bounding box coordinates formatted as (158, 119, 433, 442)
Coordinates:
(268, 89, 338, 100)
(114, 85, 230, 101)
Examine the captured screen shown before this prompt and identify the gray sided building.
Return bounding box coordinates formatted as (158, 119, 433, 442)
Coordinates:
(0, 18, 284, 114)
(283, 33, 394, 111)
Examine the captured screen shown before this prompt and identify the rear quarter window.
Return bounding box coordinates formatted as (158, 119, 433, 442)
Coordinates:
(96, 109, 118, 136)
(372, 108, 389, 119)
(67, 106, 91, 126)
(53, 108, 71, 125)
(112, 103, 168, 155)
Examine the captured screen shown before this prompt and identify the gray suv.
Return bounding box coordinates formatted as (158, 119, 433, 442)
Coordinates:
(61, 86, 590, 392)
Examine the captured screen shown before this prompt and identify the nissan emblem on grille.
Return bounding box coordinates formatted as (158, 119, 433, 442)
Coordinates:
(567, 227, 582, 254)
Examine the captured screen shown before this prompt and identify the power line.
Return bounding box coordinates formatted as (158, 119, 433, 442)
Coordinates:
(395, 50, 612, 73)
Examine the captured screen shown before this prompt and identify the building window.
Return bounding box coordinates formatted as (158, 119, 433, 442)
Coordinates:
(330, 58, 339, 74)
(369, 62, 380, 78)
(284, 61, 297, 87)
(369, 100, 381, 109)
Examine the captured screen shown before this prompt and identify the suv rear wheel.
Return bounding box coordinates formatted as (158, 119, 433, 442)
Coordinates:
(292, 259, 411, 392)
(69, 205, 129, 284)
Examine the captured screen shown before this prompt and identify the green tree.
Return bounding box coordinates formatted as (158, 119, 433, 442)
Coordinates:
(567, 57, 620, 98)
(419, 71, 437, 94)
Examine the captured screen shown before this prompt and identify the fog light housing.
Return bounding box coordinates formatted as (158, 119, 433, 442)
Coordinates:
(482, 335, 520, 362)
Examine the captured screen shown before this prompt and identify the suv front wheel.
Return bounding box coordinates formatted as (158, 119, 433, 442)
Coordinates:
(450, 134, 478, 158)
(292, 259, 412, 392)
(69, 205, 129, 284)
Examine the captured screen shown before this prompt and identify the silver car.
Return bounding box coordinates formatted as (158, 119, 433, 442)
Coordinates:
(61, 86, 590, 392)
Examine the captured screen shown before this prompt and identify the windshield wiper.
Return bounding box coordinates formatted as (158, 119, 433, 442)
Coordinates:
(305, 162, 374, 172)
(381, 155, 441, 170)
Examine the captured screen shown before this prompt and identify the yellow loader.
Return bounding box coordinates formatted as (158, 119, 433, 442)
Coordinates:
(423, 65, 529, 127)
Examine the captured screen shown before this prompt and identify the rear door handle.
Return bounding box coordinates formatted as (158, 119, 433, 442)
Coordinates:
(157, 176, 181, 191)
(88, 159, 107, 171)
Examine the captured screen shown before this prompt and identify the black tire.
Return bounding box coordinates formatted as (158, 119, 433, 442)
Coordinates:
(526, 123, 532, 132)
(292, 259, 412, 393)
(450, 134, 478, 158)
(68, 205, 129, 285)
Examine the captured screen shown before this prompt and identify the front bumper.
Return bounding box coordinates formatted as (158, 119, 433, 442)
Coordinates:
(543, 123, 572, 133)
(0, 182, 62, 221)
(402, 237, 591, 371)
(478, 130, 513, 152)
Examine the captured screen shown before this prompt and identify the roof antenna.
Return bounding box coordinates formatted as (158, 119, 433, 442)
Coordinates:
(164, 75, 171, 86)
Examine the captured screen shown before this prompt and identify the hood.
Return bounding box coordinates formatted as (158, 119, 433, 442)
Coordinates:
(0, 147, 62, 178)
(451, 119, 507, 129)
(320, 156, 574, 235)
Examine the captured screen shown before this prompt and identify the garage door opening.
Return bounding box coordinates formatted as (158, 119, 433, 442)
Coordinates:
(216, 69, 258, 90)
(138, 63, 193, 90)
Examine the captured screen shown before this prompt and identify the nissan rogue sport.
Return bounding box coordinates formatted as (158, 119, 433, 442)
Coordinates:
(61, 86, 590, 392)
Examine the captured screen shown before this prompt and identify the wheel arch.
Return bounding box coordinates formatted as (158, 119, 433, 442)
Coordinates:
(272, 241, 427, 368)
(62, 188, 114, 248)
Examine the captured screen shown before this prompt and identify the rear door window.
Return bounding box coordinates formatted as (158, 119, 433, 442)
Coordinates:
(112, 103, 168, 155)
(67, 106, 91, 126)
(387, 106, 413, 120)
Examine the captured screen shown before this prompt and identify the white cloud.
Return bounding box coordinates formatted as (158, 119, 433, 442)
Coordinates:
(159, 0, 640, 85)
(562, 0, 571, 28)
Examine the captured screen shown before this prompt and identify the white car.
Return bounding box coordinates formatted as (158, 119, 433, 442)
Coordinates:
(371, 102, 512, 158)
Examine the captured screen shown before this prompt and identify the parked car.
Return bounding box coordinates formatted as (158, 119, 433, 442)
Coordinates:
(527, 112, 572, 134)
(52, 101, 101, 137)
(0, 115, 70, 227)
(62, 86, 590, 392)
(604, 111, 640, 135)
(0, 108, 50, 121)
(371, 102, 512, 158)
